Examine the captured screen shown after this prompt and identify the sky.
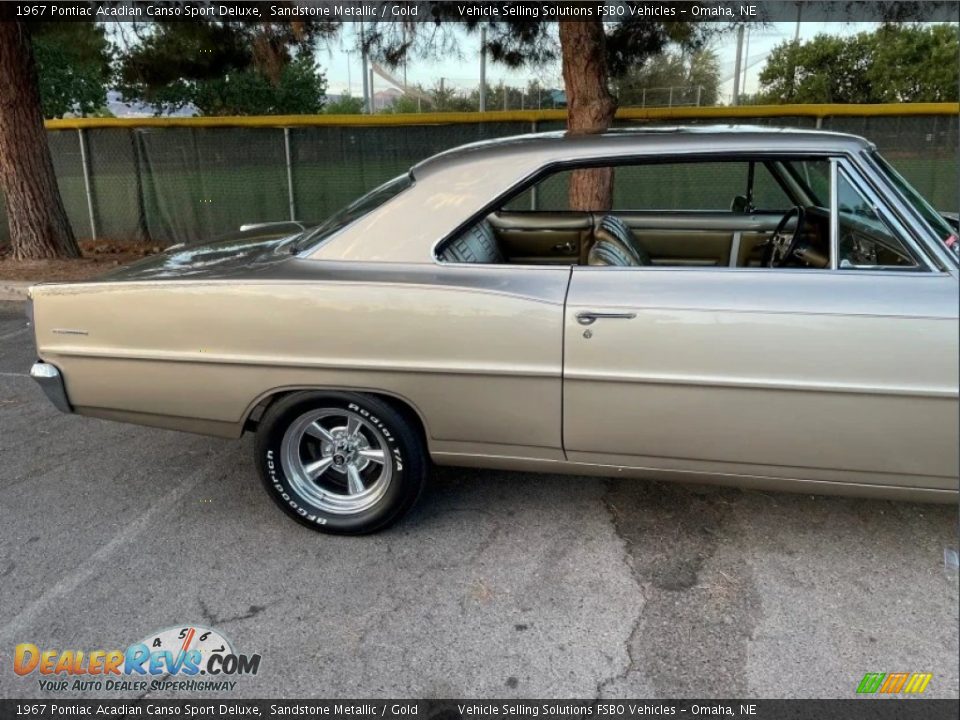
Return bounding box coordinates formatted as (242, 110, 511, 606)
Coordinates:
(319, 21, 883, 103)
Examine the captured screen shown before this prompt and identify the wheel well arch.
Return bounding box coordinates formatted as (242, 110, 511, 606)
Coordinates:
(242, 387, 431, 450)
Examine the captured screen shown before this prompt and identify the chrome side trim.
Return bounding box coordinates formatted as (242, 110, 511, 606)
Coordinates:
(35, 347, 561, 378)
(562, 370, 958, 399)
(829, 158, 839, 270)
(30, 362, 72, 414)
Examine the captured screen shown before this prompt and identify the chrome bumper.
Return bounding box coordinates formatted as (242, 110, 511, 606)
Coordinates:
(30, 362, 72, 414)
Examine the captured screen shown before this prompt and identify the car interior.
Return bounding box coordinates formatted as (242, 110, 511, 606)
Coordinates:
(436, 157, 920, 271)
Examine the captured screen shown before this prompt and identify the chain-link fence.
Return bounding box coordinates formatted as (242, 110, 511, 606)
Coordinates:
(615, 85, 711, 108)
(0, 106, 956, 248)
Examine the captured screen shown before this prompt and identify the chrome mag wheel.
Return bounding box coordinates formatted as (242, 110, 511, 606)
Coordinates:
(280, 408, 393, 515)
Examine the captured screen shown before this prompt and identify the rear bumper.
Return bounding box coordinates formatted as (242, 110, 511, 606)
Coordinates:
(30, 362, 72, 414)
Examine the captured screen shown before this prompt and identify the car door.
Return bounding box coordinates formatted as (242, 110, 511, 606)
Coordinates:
(562, 162, 959, 491)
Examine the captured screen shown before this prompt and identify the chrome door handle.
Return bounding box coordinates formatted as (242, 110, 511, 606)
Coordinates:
(576, 311, 636, 326)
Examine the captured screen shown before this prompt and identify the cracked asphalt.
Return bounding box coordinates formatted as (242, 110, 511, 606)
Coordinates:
(0, 299, 957, 699)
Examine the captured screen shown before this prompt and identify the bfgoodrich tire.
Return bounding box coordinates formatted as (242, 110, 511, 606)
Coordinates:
(255, 391, 427, 534)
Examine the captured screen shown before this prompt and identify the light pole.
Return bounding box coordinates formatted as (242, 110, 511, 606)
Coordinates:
(369, 68, 375, 112)
(360, 24, 370, 113)
(790, 2, 802, 99)
(741, 28, 751, 98)
(345, 50, 352, 96)
(732, 25, 745, 105)
(479, 25, 487, 112)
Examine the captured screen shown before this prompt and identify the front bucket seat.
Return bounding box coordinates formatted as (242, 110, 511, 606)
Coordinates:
(587, 215, 652, 266)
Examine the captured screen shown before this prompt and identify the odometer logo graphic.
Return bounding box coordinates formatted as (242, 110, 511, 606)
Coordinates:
(137, 625, 252, 676)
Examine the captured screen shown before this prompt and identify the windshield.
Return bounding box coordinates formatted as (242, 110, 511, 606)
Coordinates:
(870, 152, 958, 258)
(293, 173, 413, 254)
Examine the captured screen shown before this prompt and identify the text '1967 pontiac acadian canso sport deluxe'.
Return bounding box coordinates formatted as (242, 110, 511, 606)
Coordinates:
(28, 127, 960, 533)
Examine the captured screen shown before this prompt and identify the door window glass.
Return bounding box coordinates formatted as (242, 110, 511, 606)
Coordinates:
(750, 164, 792, 211)
(461, 155, 928, 271)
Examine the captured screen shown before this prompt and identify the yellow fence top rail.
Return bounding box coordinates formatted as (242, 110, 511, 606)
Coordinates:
(44, 103, 960, 130)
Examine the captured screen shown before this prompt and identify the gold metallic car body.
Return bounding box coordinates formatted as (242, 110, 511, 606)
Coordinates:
(30, 128, 960, 502)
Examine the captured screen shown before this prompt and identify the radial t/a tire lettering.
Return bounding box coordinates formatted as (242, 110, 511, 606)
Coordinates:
(254, 391, 427, 534)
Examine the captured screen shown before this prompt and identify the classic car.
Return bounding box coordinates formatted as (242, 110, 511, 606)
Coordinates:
(28, 127, 960, 534)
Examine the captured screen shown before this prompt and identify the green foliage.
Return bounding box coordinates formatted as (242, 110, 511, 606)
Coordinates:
(469, 82, 516, 110)
(190, 57, 327, 115)
(31, 22, 111, 118)
(613, 49, 720, 106)
(117, 21, 333, 115)
(379, 95, 423, 114)
(326, 93, 365, 114)
(758, 34, 874, 104)
(872, 24, 959, 102)
(758, 24, 959, 104)
(426, 82, 474, 112)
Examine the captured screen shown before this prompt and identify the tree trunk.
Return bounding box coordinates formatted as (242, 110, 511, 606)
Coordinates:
(0, 16, 80, 260)
(559, 19, 617, 211)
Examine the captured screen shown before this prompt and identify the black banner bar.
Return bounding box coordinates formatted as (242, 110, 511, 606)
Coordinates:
(5, 0, 960, 23)
(1, 700, 959, 720)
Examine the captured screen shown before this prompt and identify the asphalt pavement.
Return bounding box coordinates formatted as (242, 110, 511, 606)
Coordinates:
(0, 300, 957, 699)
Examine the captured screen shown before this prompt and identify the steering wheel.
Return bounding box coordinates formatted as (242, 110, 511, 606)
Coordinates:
(764, 206, 806, 268)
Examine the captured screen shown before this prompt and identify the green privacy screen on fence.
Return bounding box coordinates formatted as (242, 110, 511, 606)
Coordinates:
(0, 106, 956, 247)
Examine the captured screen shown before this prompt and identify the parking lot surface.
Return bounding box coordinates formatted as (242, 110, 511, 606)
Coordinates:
(0, 300, 957, 699)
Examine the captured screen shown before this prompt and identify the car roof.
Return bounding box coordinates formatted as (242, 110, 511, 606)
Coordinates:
(412, 125, 874, 178)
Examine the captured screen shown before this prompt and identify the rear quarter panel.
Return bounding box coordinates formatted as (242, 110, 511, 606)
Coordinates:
(31, 263, 569, 459)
